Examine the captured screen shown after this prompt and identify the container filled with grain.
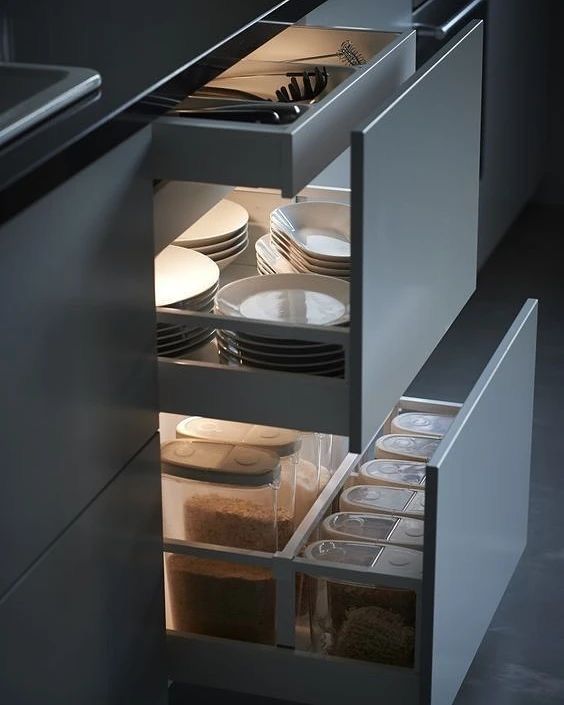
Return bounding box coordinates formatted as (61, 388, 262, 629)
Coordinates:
(321, 512, 424, 550)
(390, 411, 455, 437)
(375, 433, 441, 462)
(304, 540, 422, 667)
(358, 459, 426, 489)
(339, 485, 425, 519)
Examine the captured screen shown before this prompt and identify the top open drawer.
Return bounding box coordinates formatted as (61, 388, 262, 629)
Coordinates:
(151, 24, 416, 196)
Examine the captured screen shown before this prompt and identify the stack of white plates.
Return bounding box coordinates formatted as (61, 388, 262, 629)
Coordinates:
(215, 273, 348, 376)
(155, 246, 220, 357)
(269, 201, 350, 279)
(173, 199, 249, 270)
(255, 233, 299, 275)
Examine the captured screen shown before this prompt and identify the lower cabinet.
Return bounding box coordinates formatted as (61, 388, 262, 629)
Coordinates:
(0, 437, 167, 705)
(164, 300, 537, 705)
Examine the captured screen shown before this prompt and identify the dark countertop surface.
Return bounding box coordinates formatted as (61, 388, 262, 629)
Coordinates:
(0, 0, 317, 220)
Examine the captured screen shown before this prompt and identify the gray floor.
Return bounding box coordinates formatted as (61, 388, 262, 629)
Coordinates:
(170, 203, 564, 705)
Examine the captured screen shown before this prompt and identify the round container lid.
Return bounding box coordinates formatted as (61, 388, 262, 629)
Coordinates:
(160, 439, 280, 486)
(322, 512, 398, 543)
(176, 417, 301, 456)
(391, 412, 454, 438)
(375, 434, 441, 462)
(303, 540, 423, 578)
(340, 485, 415, 514)
(360, 459, 426, 488)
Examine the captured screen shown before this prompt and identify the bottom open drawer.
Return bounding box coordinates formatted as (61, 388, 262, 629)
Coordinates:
(164, 299, 537, 705)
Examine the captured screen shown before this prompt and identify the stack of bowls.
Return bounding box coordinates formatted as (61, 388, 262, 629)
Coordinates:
(155, 245, 219, 357)
(215, 273, 348, 377)
(269, 201, 350, 280)
(173, 199, 249, 270)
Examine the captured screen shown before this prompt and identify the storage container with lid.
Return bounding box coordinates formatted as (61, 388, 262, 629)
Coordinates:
(161, 438, 289, 552)
(339, 485, 425, 518)
(321, 512, 424, 549)
(358, 459, 426, 489)
(391, 411, 454, 437)
(176, 416, 330, 526)
(375, 433, 441, 462)
(304, 540, 421, 666)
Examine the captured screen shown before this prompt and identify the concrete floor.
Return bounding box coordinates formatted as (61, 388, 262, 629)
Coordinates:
(170, 203, 564, 705)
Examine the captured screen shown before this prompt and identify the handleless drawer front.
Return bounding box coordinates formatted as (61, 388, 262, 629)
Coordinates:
(350, 20, 482, 449)
(151, 25, 416, 197)
(422, 299, 537, 705)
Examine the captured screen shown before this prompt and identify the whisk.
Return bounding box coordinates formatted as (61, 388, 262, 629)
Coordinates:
(287, 40, 366, 67)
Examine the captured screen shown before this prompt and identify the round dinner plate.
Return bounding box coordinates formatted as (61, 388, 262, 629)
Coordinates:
(192, 226, 248, 255)
(216, 273, 350, 326)
(217, 343, 344, 376)
(270, 201, 350, 261)
(217, 331, 345, 363)
(270, 228, 350, 272)
(173, 200, 249, 248)
(155, 246, 219, 307)
(158, 330, 216, 356)
(225, 328, 344, 353)
(255, 234, 298, 274)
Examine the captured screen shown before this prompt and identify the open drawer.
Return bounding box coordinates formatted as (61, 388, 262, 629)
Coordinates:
(164, 299, 537, 705)
(156, 21, 483, 453)
(151, 23, 416, 196)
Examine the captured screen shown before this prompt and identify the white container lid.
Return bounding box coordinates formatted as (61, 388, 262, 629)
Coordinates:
(391, 412, 454, 438)
(340, 485, 425, 518)
(176, 417, 301, 456)
(304, 540, 423, 579)
(375, 434, 441, 462)
(322, 513, 424, 549)
(161, 439, 280, 486)
(359, 459, 426, 489)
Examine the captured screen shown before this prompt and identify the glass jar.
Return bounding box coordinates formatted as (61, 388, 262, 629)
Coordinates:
(375, 434, 441, 462)
(304, 540, 422, 666)
(391, 411, 454, 437)
(339, 485, 425, 519)
(321, 512, 424, 549)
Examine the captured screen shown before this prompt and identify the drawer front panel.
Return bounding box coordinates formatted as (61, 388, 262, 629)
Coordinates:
(422, 299, 537, 705)
(152, 26, 416, 197)
(0, 438, 166, 705)
(350, 20, 483, 450)
(0, 129, 158, 598)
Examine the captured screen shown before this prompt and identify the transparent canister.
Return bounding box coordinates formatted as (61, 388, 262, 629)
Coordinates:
(391, 411, 454, 437)
(375, 434, 441, 462)
(304, 540, 422, 666)
(359, 459, 426, 489)
(176, 416, 331, 526)
(340, 485, 425, 519)
(321, 512, 424, 549)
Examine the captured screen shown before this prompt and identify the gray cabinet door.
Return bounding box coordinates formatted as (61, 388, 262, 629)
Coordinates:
(350, 20, 483, 449)
(0, 128, 158, 597)
(0, 437, 166, 705)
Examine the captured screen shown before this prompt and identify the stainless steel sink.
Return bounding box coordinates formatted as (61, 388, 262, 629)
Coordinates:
(0, 63, 101, 147)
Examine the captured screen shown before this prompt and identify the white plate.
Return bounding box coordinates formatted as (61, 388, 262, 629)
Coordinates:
(256, 234, 298, 274)
(215, 239, 249, 271)
(270, 229, 350, 272)
(158, 330, 216, 355)
(155, 246, 219, 307)
(216, 273, 349, 326)
(173, 200, 249, 248)
(222, 329, 343, 352)
(190, 226, 248, 255)
(209, 234, 249, 262)
(270, 201, 350, 261)
(217, 331, 344, 362)
(158, 324, 210, 343)
(217, 343, 344, 375)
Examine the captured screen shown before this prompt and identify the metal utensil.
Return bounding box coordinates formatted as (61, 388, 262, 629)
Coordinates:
(285, 40, 366, 67)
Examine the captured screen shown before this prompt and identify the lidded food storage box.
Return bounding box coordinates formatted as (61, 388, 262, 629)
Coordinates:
(375, 433, 441, 462)
(176, 416, 331, 526)
(391, 411, 454, 437)
(304, 540, 422, 666)
(161, 438, 288, 551)
(359, 459, 426, 489)
(321, 512, 424, 549)
(340, 485, 425, 518)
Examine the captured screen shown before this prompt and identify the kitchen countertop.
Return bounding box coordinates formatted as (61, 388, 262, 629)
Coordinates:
(0, 0, 321, 222)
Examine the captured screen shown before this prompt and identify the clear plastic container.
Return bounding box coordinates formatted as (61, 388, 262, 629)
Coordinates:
(375, 433, 441, 462)
(321, 512, 424, 549)
(304, 540, 422, 666)
(359, 459, 426, 489)
(391, 411, 454, 437)
(339, 485, 425, 519)
(161, 439, 287, 551)
(176, 416, 332, 527)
